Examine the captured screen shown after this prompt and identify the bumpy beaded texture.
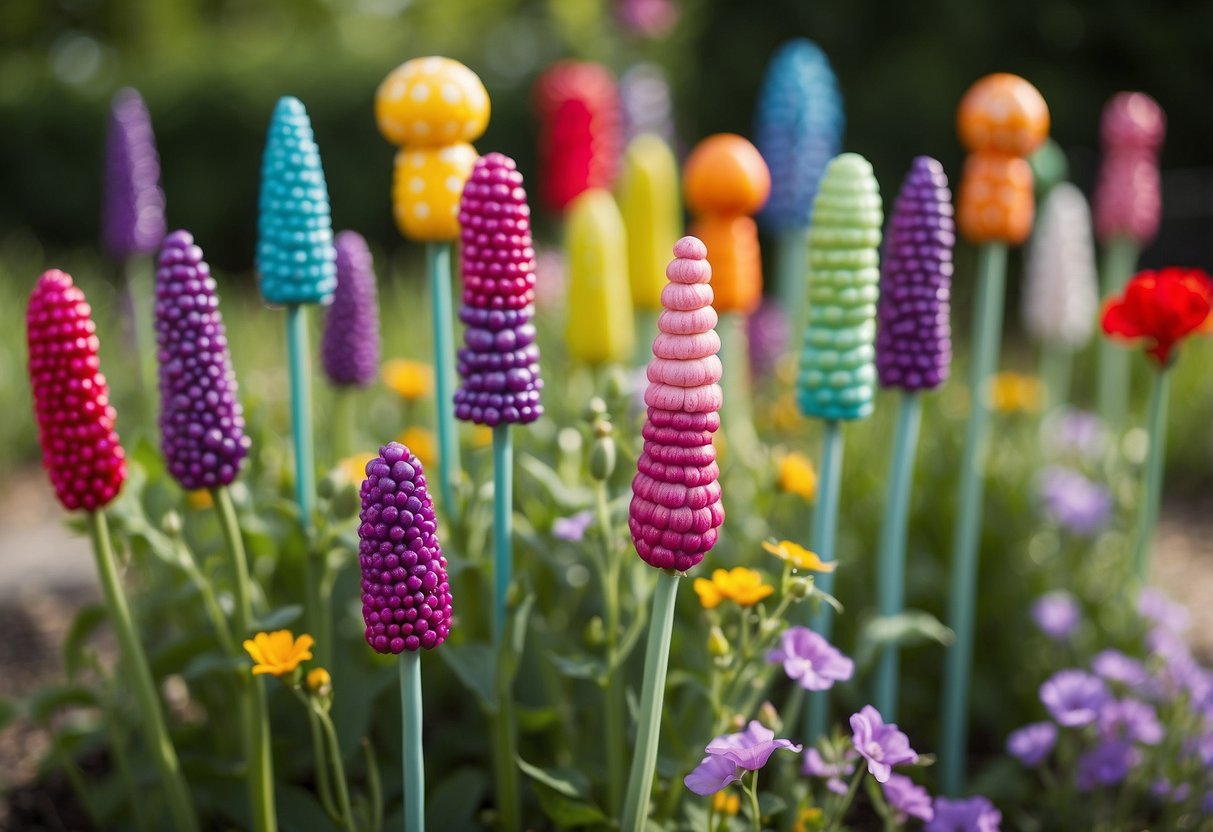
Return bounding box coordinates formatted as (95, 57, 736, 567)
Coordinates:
(359, 443, 453, 653)
(1093, 92, 1165, 245)
(534, 61, 622, 212)
(754, 39, 844, 232)
(27, 270, 126, 511)
(455, 153, 544, 427)
(630, 237, 725, 573)
(102, 88, 166, 259)
(1022, 183, 1098, 348)
(155, 231, 250, 490)
(256, 96, 336, 305)
(322, 231, 381, 388)
(876, 156, 954, 392)
(797, 153, 883, 420)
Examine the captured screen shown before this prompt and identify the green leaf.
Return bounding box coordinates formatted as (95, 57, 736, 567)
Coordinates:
(28, 684, 99, 724)
(426, 766, 489, 831)
(62, 603, 107, 681)
(181, 651, 247, 681)
(518, 453, 592, 511)
(252, 604, 304, 631)
(855, 609, 954, 668)
(531, 781, 611, 828)
(548, 652, 606, 681)
(498, 592, 535, 688)
(516, 705, 561, 733)
(516, 756, 592, 799)
(757, 792, 788, 818)
(438, 643, 497, 708)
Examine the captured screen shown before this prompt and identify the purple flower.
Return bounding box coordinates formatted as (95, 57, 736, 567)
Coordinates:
(1006, 721, 1057, 766)
(1031, 591, 1081, 640)
(684, 721, 802, 796)
(1076, 740, 1138, 791)
(1202, 790, 1213, 813)
(102, 88, 165, 259)
(1097, 698, 1163, 745)
(747, 299, 791, 380)
(883, 774, 934, 823)
(849, 705, 918, 783)
(154, 230, 250, 490)
(1042, 408, 1108, 461)
(1152, 779, 1191, 803)
(684, 754, 740, 795)
(1038, 466, 1112, 536)
(1138, 587, 1190, 634)
(321, 231, 380, 389)
(925, 796, 1001, 832)
(1092, 649, 1148, 688)
(802, 747, 855, 795)
(552, 510, 595, 542)
(1040, 669, 1110, 727)
(767, 626, 854, 691)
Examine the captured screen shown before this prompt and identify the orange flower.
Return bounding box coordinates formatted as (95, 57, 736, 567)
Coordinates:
(762, 540, 836, 573)
(693, 568, 775, 609)
(243, 630, 315, 677)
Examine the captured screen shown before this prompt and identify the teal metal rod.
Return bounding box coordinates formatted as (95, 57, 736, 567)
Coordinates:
(775, 227, 809, 321)
(427, 242, 461, 516)
(939, 242, 1008, 794)
(1095, 237, 1140, 433)
(492, 424, 513, 644)
(872, 393, 923, 722)
(720, 312, 759, 458)
(1038, 343, 1073, 414)
(805, 420, 845, 742)
(1132, 366, 1171, 581)
(620, 570, 681, 832)
(400, 652, 425, 832)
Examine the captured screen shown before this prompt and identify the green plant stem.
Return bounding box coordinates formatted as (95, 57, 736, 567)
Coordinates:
(122, 256, 157, 424)
(317, 705, 356, 831)
(720, 313, 759, 458)
(621, 570, 681, 832)
(286, 304, 329, 667)
(492, 424, 513, 644)
(86, 510, 199, 832)
(635, 309, 660, 365)
(745, 771, 762, 832)
(806, 420, 844, 743)
(102, 694, 150, 832)
(1096, 236, 1140, 434)
(400, 652, 425, 832)
(595, 482, 627, 816)
(872, 393, 923, 722)
(427, 242, 461, 517)
(1132, 365, 1171, 581)
(362, 738, 385, 832)
(305, 705, 340, 823)
(1038, 342, 1073, 413)
(491, 674, 522, 832)
(775, 227, 809, 321)
(939, 242, 1008, 795)
(332, 387, 357, 461)
(824, 768, 866, 832)
(212, 486, 277, 832)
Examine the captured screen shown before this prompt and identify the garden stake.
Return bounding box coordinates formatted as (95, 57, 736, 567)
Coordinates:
(871, 157, 955, 721)
(792, 153, 885, 741)
(625, 237, 725, 830)
(400, 652, 425, 832)
(492, 424, 513, 641)
(940, 74, 1049, 793)
(1132, 365, 1170, 580)
(376, 57, 492, 517)
(754, 39, 843, 323)
(1092, 93, 1166, 434)
(683, 134, 771, 458)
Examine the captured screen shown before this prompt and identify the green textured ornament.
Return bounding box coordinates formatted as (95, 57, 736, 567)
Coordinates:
(796, 153, 882, 421)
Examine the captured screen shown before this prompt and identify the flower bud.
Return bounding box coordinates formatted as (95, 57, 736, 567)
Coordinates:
(788, 577, 812, 599)
(306, 667, 332, 698)
(584, 615, 606, 648)
(589, 435, 617, 481)
(708, 624, 730, 657)
(583, 397, 608, 422)
(331, 482, 361, 519)
(161, 510, 183, 537)
(758, 701, 783, 733)
(591, 418, 614, 439)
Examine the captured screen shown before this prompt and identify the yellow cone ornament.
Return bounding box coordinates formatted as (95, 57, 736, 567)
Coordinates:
(617, 134, 681, 312)
(565, 189, 634, 365)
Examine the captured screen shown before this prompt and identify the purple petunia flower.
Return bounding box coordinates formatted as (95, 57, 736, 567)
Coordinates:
(1092, 649, 1149, 688)
(1006, 721, 1057, 766)
(802, 747, 855, 795)
(552, 510, 595, 542)
(1040, 669, 1110, 727)
(883, 774, 934, 823)
(925, 796, 1001, 832)
(1097, 698, 1163, 745)
(1031, 590, 1081, 641)
(1038, 466, 1113, 536)
(849, 705, 917, 783)
(1152, 779, 1191, 804)
(684, 721, 802, 796)
(1076, 740, 1138, 791)
(1138, 587, 1190, 634)
(767, 626, 855, 691)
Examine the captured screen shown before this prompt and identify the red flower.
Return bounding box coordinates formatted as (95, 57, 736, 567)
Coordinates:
(1101, 267, 1213, 366)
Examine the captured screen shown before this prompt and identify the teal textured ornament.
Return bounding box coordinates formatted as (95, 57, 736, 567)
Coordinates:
(256, 96, 337, 305)
(796, 153, 883, 421)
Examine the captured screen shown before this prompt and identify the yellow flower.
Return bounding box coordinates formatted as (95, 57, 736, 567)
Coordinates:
(762, 540, 836, 573)
(306, 667, 332, 695)
(988, 371, 1043, 413)
(186, 489, 213, 509)
(243, 630, 315, 677)
(382, 358, 434, 401)
(693, 568, 775, 609)
(777, 453, 817, 502)
(396, 426, 437, 470)
(712, 790, 741, 816)
(770, 393, 801, 433)
(793, 806, 824, 832)
(470, 424, 493, 449)
(335, 453, 376, 485)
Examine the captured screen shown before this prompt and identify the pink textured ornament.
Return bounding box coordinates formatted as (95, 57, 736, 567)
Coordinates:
(1093, 92, 1165, 244)
(630, 236, 725, 572)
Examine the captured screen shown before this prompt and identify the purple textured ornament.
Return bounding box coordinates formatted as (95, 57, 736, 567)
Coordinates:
(455, 152, 544, 426)
(322, 231, 380, 388)
(747, 298, 790, 379)
(154, 230, 250, 490)
(875, 157, 954, 391)
(358, 442, 453, 653)
(102, 88, 166, 259)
